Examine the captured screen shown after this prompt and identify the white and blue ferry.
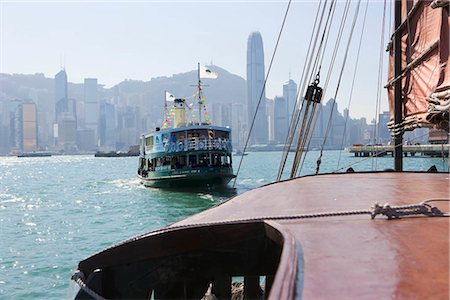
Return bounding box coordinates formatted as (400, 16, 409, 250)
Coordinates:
(137, 66, 235, 188)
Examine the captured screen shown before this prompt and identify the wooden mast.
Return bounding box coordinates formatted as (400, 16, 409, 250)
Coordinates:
(393, 0, 403, 171)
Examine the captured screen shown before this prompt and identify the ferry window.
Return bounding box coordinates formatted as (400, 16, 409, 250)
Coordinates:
(199, 153, 210, 166)
(216, 130, 229, 140)
(189, 130, 207, 139)
(188, 154, 197, 166)
(221, 155, 231, 166)
(145, 136, 153, 147)
(178, 155, 186, 166)
(156, 158, 162, 167)
(212, 153, 221, 166)
(173, 131, 186, 141)
(163, 157, 172, 166)
(162, 134, 169, 144)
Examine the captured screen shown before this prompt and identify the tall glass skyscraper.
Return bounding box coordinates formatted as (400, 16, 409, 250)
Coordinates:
(283, 79, 297, 123)
(246, 31, 268, 145)
(54, 69, 68, 119)
(84, 78, 99, 146)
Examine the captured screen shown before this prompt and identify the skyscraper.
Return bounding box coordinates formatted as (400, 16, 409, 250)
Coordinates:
(17, 102, 38, 152)
(247, 31, 268, 145)
(274, 96, 288, 144)
(99, 100, 116, 149)
(283, 79, 297, 123)
(84, 78, 99, 147)
(54, 69, 68, 119)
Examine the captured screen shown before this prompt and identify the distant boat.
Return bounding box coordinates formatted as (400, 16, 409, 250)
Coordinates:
(136, 64, 235, 189)
(234, 150, 248, 156)
(94, 151, 139, 158)
(17, 152, 52, 158)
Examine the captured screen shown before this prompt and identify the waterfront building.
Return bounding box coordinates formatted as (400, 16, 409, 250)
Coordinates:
(378, 111, 391, 144)
(274, 96, 288, 144)
(246, 31, 268, 145)
(76, 129, 96, 151)
(266, 98, 275, 143)
(55, 70, 68, 116)
(283, 79, 297, 123)
(99, 100, 116, 150)
(116, 106, 140, 151)
(84, 78, 99, 148)
(17, 101, 38, 152)
(231, 103, 246, 149)
(57, 113, 77, 151)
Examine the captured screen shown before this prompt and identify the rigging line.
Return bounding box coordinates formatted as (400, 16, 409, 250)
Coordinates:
(291, 1, 340, 178)
(308, 0, 338, 85)
(332, 130, 431, 173)
(314, 0, 338, 82)
(337, 0, 369, 171)
(315, 0, 361, 175)
(297, 0, 352, 176)
(298, 0, 355, 176)
(373, 0, 388, 171)
(277, 0, 328, 181)
(233, 0, 292, 187)
(389, 0, 392, 37)
(321, 0, 351, 93)
(289, 0, 340, 178)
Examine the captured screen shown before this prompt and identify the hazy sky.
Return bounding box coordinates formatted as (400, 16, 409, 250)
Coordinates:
(1, 0, 392, 120)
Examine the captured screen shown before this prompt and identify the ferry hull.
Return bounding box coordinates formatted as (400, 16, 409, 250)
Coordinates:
(138, 172, 235, 188)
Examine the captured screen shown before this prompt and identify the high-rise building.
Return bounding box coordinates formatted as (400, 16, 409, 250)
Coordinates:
(99, 100, 116, 149)
(274, 96, 289, 144)
(283, 79, 297, 123)
(247, 31, 268, 145)
(17, 102, 38, 152)
(55, 69, 68, 119)
(84, 78, 99, 147)
(0, 98, 11, 154)
(54, 70, 78, 150)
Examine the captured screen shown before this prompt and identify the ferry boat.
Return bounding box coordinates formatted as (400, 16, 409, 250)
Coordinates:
(137, 66, 235, 188)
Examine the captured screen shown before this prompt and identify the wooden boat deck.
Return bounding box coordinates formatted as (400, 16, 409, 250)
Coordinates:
(75, 172, 449, 299)
(170, 172, 449, 299)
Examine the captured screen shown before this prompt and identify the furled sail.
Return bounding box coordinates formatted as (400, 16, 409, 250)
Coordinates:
(386, 0, 449, 132)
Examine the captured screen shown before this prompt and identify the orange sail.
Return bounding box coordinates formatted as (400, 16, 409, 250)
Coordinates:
(386, 0, 449, 132)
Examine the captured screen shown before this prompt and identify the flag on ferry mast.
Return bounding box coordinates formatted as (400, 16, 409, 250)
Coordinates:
(200, 65, 218, 79)
(165, 91, 175, 102)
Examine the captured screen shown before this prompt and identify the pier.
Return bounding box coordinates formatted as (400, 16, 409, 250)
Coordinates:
(345, 144, 449, 157)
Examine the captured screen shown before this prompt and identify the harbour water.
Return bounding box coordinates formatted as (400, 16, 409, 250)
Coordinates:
(0, 151, 447, 299)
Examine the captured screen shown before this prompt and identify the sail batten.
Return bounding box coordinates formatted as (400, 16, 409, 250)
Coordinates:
(387, 0, 449, 132)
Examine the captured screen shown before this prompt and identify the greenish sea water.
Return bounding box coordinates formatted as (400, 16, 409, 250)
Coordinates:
(0, 151, 447, 299)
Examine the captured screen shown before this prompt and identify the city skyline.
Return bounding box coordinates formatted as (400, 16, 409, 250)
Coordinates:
(1, 64, 411, 155)
(1, 0, 393, 120)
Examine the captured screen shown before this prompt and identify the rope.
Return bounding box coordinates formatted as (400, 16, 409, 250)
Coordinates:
(315, 0, 361, 175)
(281, 0, 340, 180)
(295, 0, 350, 178)
(337, 0, 369, 170)
(297, 0, 352, 177)
(71, 271, 106, 300)
(129, 199, 450, 240)
(277, 0, 330, 181)
(373, 0, 388, 171)
(233, 0, 292, 187)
